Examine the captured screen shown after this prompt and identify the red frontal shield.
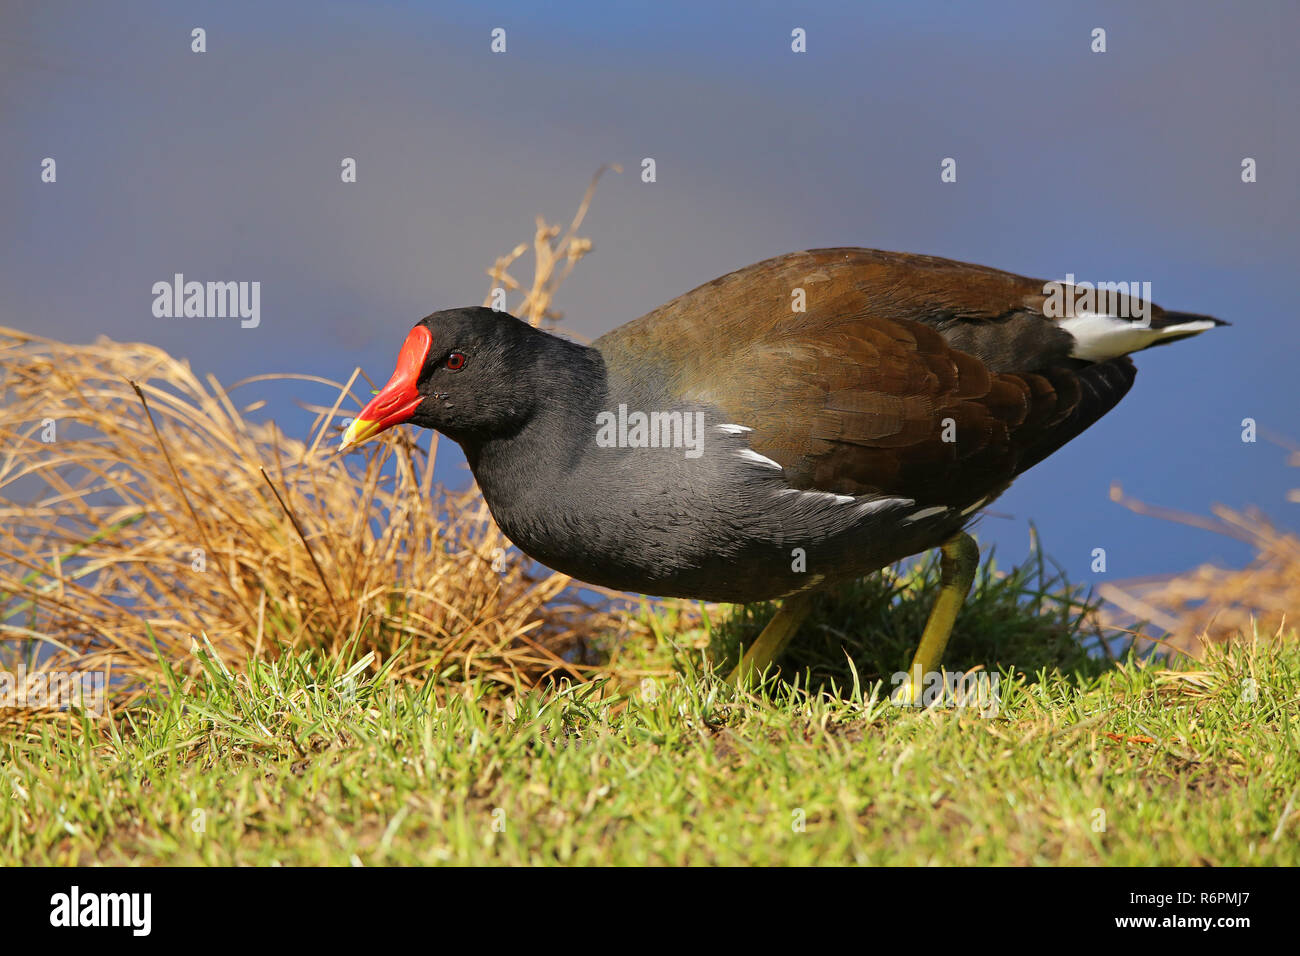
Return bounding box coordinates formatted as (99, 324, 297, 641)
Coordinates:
(340, 325, 433, 448)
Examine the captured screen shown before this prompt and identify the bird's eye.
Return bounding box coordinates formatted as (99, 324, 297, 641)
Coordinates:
(445, 351, 466, 371)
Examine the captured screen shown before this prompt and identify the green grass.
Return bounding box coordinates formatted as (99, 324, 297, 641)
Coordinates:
(707, 540, 1111, 689)
(4, 548, 1298, 865)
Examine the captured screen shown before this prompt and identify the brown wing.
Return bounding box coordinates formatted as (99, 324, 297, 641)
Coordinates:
(596, 248, 1137, 507)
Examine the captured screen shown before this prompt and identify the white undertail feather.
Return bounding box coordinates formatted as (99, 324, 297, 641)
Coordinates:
(1060, 312, 1218, 362)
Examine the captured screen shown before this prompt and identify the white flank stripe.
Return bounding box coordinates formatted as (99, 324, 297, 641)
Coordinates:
(736, 448, 783, 470)
(778, 488, 856, 504)
(858, 496, 913, 515)
(716, 424, 753, 435)
(903, 505, 950, 524)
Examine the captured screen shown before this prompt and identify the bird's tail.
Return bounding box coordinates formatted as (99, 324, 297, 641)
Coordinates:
(1060, 308, 1228, 362)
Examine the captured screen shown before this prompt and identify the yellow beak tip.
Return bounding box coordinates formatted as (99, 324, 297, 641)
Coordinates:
(339, 418, 380, 451)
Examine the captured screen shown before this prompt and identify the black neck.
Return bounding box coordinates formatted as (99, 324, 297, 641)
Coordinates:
(463, 336, 608, 512)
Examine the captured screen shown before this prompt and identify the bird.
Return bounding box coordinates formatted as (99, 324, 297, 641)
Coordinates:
(340, 248, 1224, 700)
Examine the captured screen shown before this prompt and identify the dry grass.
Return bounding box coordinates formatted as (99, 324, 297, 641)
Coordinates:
(480, 164, 618, 330)
(1100, 442, 1300, 655)
(0, 171, 637, 720)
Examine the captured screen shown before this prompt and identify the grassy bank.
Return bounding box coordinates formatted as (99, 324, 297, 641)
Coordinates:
(4, 610, 1296, 866)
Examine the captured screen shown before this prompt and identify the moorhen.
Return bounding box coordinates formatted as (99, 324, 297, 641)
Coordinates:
(341, 249, 1224, 699)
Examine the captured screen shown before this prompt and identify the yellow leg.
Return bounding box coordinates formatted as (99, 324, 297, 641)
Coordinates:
(726, 592, 815, 686)
(894, 532, 979, 707)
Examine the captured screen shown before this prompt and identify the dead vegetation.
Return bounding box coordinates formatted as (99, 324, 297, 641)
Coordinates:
(1101, 444, 1299, 656)
(0, 170, 637, 719)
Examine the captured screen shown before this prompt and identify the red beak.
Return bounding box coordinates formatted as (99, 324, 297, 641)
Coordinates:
(340, 325, 433, 449)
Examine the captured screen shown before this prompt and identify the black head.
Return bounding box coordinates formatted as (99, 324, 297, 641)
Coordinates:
(340, 307, 559, 450)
